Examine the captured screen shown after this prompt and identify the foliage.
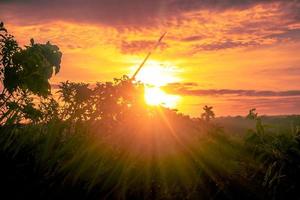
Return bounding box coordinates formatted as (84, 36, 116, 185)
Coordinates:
(0, 22, 62, 125)
(245, 109, 300, 199)
(247, 108, 265, 135)
(57, 76, 145, 124)
(201, 105, 215, 122)
(4, 39, 61, 96)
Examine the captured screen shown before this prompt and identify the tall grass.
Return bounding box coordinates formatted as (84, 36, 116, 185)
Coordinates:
(0, 118, 255, 199)
(2, 114, 299, 199)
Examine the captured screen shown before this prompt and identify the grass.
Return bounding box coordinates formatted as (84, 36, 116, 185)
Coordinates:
(1, 114, 300, 199)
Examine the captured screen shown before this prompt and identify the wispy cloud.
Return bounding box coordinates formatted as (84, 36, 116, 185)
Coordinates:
(195, 40, 259, 51)
(260, 66, 300, 76)
(164, 83, 300, 97)
(120, 40, 168, 54)
(2, 0, 300, 54)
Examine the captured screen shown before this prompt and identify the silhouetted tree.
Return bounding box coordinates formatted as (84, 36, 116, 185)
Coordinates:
(201, 105, 215, 122)
(0, 22, 62, 125)
(247, 108, 264, 135)
(56, 75, 146, 125)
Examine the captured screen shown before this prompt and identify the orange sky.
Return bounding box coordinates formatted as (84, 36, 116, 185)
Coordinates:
(1, 0, 300, 116)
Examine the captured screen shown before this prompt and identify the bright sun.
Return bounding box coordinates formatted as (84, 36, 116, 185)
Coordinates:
(131, 61, 181, 108)
(144, 86, 180, 108)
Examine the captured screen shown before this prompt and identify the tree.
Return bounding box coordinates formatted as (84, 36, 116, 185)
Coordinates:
(56, 75, 145, 124)
(201, 105, 215, 122)
(0, 22, 62, 125)
(247, 108, 264, 135)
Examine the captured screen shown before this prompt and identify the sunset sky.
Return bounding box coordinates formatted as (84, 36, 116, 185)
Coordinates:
(1, 0, 300, 116)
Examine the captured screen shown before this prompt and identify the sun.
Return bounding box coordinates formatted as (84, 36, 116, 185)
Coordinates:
(130, 60, 181, 108)
(144, 86, 180, 108)
(133, 61, 180, 87)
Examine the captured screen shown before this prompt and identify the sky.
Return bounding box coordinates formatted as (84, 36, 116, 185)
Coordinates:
(1, 0, 300, 116)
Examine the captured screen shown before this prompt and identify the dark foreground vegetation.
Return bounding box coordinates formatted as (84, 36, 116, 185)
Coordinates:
(1, 22, 300, 200)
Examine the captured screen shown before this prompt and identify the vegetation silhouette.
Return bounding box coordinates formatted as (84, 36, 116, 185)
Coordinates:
(201, 105, 215, 122)
(1, 22, 300, 200)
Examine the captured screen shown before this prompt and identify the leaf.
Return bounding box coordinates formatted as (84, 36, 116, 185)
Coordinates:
(30, 38, 34, 46)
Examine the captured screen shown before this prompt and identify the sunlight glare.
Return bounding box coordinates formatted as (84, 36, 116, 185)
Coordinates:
(133, 61, 180, 87)
(130, 60, 181, 108)
(144, 86, 180, 108)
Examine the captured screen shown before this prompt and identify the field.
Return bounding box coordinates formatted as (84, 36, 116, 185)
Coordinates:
(1, 22, 300, 200)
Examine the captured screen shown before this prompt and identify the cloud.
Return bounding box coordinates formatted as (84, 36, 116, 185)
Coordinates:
(166, 82, 199, 87)
(1, 0, 299, 27)
(181, 35, 205, 42)
(168, 0, 278, 12)
(260, 66, 300, 76)
(267, 29, 300, 40)
(195, 40, 259, 51)
(2, 0, 300, 55)
(120, 40, 168, 54)
(0, 0, 170, 26)
(163, 83, 300, 97)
